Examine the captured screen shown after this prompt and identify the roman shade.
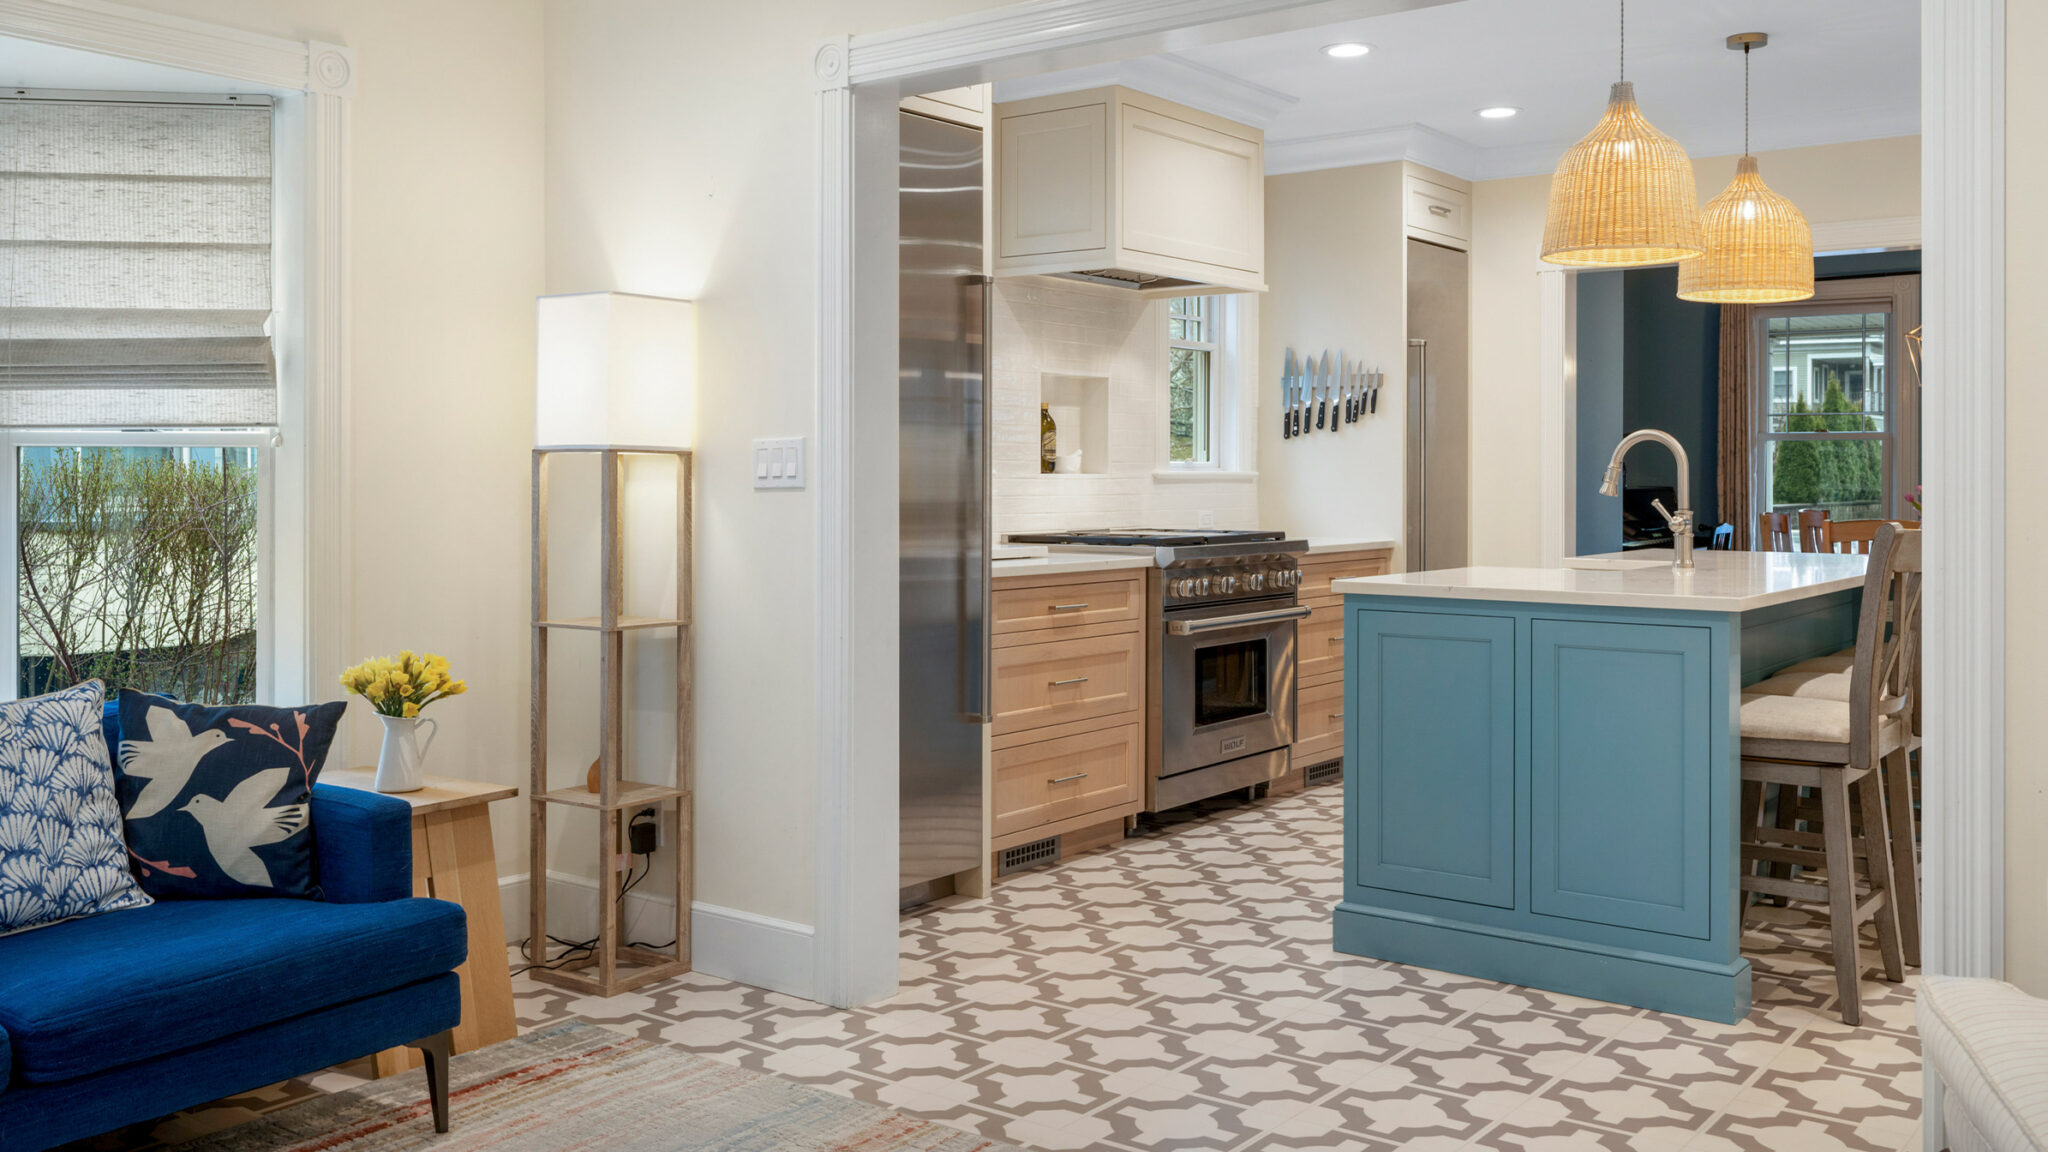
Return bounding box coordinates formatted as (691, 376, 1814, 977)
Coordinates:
(0, 93, 275, 428)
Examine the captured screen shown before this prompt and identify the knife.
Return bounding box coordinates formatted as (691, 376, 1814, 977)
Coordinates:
(1316, 351, 1331, 430)
(1344, 361, 1357, 424)
(1370, 367, 1381, 414)
(1288, 353, 1300, 438)
(1280, 348, 1295, 440)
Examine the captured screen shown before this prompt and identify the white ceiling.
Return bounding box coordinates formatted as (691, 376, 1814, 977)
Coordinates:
(995, 0, 1919, 181)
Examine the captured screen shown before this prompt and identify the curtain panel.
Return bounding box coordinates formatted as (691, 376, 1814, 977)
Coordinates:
(1717, 303, 1754, 548)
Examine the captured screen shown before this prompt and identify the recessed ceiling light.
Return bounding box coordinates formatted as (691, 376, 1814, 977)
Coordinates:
(1322, 42, 1372, 59)
(1477, 106, 1521, 119)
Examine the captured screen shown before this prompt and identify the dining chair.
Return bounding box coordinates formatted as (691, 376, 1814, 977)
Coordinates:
(1798, 508, 1833, 553)
(1737, 522, 1919, 1024)
(1758, 512, 1795, 551)
(1711, 523, 1735, 551)
(1824, 518, 1924, 555)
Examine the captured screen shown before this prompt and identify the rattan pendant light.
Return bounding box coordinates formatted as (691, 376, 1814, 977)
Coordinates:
(1541, 1, 1704, 267)
(1676, 33, 1814, 303)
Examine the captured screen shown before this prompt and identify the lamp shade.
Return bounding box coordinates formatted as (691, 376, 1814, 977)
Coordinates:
(535, 291, 694, 449)
(1676, 155, 1814, 303)
(1541, 82, 1705, 267)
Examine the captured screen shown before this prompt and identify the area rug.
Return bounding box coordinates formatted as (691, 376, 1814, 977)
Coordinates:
(169, 1020, 1025, 1152)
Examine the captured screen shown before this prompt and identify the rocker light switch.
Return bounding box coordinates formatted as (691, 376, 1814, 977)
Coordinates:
(753, 437, 804, 489)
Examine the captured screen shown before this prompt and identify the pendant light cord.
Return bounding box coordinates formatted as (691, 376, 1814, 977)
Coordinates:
(1743, 42, 1752, 155)
(1619, 0, 1625, 82)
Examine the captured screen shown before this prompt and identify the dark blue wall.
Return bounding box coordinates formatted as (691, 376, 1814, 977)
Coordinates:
(1576, 272, 1625, 555)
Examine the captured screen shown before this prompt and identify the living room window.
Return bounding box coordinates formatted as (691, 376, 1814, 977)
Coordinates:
(0, 91, 280, 704)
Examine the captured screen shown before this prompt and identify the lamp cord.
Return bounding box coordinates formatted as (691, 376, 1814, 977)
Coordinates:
(1619, 0, 1625, 82)
(1743, 42, 1752, 155)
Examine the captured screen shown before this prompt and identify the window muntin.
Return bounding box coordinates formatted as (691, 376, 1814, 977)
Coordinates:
(1167, 296, 1217, 466)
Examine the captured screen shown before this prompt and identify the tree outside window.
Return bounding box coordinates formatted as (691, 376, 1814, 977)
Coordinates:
(1168, 296, 1217, 465)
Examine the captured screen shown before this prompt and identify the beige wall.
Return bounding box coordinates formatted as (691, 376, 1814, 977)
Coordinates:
(541, 0, 1012, 931)
(1257, 162, 1409, 550)
(2005, 2, 2047, 996)
(121, 0, 548, 892)
(1466, 136, 1922, 567)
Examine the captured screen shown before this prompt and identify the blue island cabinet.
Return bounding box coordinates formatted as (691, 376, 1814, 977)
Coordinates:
(1336, 591, 1855, 1023)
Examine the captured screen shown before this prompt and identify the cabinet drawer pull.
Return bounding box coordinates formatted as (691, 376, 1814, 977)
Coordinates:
(1428, 203, 1453, 216)
(1050, 602, 1090, 611)
(1329, 712, 1345, 719)
(1329, 635, 1345, 643)
(1048, 772, 1089, 784)
(1049, 676, 1090, 686)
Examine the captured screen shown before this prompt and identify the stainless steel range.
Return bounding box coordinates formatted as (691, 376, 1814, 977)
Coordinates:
(1005, 530, 1309, 811)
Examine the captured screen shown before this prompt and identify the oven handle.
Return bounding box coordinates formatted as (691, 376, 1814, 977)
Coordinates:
(1166, 605, 1312, 635)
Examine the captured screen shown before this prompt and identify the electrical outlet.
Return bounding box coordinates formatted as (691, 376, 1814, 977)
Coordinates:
(1197, 510, 1216, 528)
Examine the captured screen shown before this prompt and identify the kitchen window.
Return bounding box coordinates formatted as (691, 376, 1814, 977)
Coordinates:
(1167, 296, 1218, 466)
(1752, 275, 1920, 525)
(0, 90, 286, 704)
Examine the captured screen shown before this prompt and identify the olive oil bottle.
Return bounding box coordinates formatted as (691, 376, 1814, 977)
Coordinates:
(1040, 404, 1057, 474)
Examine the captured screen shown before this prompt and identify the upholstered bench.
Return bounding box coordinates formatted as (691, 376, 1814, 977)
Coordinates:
(1919, 975, 2048, 1152)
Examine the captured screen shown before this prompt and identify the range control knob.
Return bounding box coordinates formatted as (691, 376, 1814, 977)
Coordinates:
(1219, 575, 1237, 594)
(1249, 572, 1265, 591)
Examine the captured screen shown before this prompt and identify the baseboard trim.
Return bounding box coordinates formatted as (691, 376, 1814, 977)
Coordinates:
(498, 873, 817, 1001)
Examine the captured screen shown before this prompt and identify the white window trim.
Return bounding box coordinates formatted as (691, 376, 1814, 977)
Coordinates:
(0, 429, 275, 702)
(0, 3, 354, 722)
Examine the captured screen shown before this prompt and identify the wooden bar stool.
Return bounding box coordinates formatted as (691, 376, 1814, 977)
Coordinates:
(1818, 517, 1922, 555)
(1757, 512, 1795, 551)
(1745, 526, 1925, 966)
(1797, 508, 1833, 553)
(1737, 523, 1918, 1024)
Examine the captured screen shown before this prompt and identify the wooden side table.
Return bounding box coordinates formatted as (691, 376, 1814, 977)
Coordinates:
(323, 768, 520, 1077)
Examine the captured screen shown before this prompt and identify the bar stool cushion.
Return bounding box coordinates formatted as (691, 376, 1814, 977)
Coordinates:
(1739, 692, 1900, 750)
(1747, 667, 1852, 702)
(1918, 975, 2048, 1152)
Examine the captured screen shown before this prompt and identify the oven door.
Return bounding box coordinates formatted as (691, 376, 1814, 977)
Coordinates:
(1159, 599, 1307, 779)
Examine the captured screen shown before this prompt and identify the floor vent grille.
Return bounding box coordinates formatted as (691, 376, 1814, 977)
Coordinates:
(998, 836, 1061, 875)
(1305, 760, 1343, 788)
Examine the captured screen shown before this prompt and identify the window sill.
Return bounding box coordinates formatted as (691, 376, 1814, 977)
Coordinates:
(1151, 468, 1257, 483)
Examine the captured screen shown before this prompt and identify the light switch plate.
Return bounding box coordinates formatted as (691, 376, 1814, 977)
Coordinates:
(753, 437, 805, 489)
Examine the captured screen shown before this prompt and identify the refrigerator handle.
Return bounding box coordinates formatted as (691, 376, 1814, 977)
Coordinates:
(965, 274, 995, 724)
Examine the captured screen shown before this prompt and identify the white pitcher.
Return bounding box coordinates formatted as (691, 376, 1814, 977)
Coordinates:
(373, 713, 438, 793)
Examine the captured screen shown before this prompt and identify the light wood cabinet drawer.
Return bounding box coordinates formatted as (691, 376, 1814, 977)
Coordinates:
(992, 722, 1142, 839)
(1405, 175, 1470, 248)
(1299, 602, 1348, 683)
(1299, 551, 1392, 601)
(1297, 675, 1346, 745)
(993, 573, 1143, 635)
(992, 631, 1143, 736)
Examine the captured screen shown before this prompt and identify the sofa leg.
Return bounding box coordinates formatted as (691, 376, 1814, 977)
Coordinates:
(409, 1029, 454, 1133)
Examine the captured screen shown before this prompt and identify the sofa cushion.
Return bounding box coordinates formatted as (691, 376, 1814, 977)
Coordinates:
(112, 690, 347, 900)
(0, 895, 464, 1083)
(0, 680, 154, 937)
(1919, 975, 2048, 1152)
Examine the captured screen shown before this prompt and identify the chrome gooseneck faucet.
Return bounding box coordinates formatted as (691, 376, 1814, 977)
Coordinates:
(1598, 429, 1694, 569)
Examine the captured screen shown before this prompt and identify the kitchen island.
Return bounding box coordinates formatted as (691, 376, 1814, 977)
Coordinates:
(1331, 550, 1867, 1022)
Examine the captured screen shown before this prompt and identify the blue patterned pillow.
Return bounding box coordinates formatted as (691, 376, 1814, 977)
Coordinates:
(0, 680, 154, 936)
(112, 690, 348, 899)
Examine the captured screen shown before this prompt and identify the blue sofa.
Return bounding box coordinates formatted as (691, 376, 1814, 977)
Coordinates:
(0, 783, 469, 1151)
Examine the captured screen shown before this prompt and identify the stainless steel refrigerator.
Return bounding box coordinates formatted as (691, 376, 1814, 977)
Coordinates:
(899, 109, 989, 903)
(1404, 238, 1471, 572)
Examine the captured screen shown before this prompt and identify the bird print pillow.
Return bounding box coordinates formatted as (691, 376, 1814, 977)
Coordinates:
(111, 690, 348, 900)
(0, 680, 154, 935)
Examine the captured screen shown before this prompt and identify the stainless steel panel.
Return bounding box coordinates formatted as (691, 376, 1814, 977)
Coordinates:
(1405, 238, 1470, 571)
(1150, 747, 1290, 812)
(900, 110, 987, 891)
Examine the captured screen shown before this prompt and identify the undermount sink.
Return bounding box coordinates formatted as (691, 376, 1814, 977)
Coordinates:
(1561, 556, 1670, 572)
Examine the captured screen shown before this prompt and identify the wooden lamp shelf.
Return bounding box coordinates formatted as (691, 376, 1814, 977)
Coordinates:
(529, 445, 695, 997)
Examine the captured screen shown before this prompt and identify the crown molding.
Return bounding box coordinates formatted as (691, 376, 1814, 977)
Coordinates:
(1810, 215, 1921, 254)
(1266, 122, 1480, 179)
(994, 51, 1298, 126)
(0, 0, 347, 93)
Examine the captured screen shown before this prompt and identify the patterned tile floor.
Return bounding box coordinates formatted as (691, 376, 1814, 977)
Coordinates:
(82, 779, 1922, 1151)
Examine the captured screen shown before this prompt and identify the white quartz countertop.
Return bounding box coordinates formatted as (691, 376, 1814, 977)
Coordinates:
(1331, 550, 1868, 612)
(990, 546, 1153, 579)
(1303, 538, 1399, 556)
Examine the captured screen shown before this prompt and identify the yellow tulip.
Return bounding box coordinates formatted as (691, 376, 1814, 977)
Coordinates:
(402, 701, 420, 718)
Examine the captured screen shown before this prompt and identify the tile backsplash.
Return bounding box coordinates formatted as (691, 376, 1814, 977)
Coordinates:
(990, 276, 1258, 538)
